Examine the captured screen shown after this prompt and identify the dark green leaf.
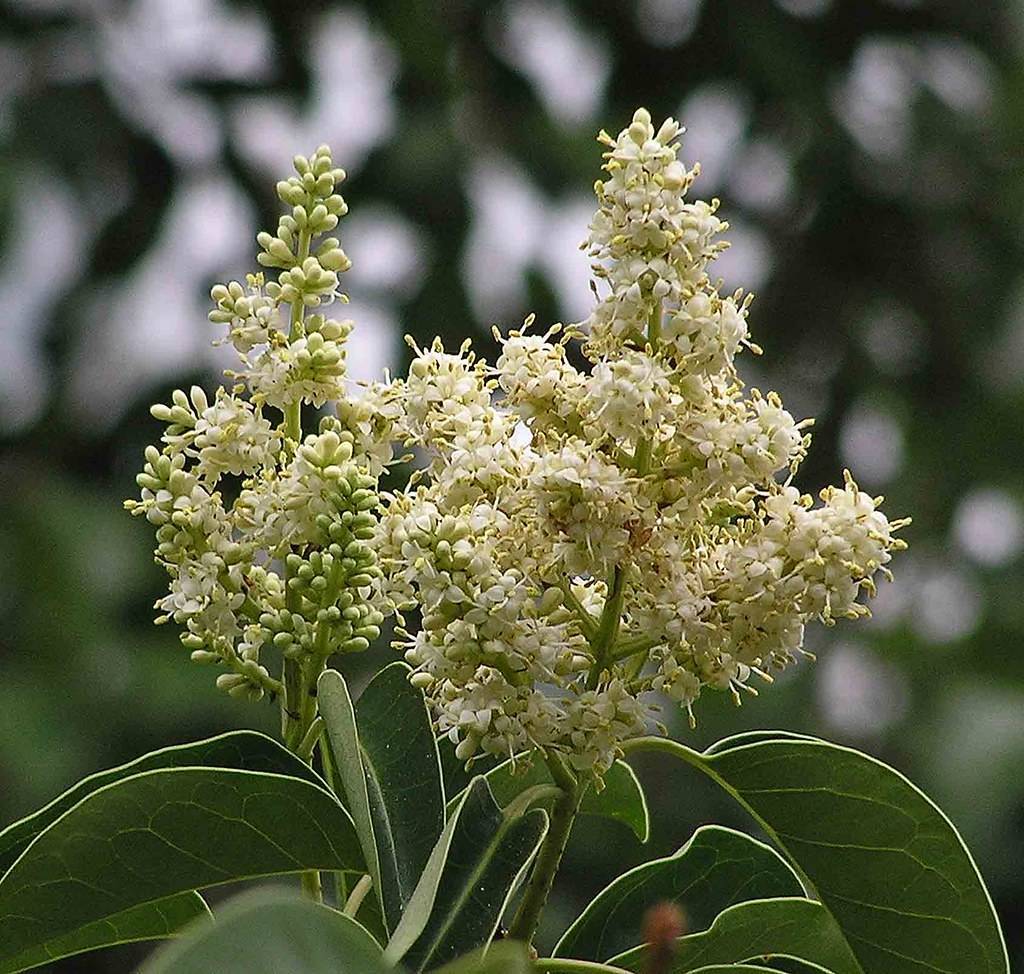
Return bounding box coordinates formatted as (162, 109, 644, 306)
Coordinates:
(534, 961, 634, 973)
(652, 734, 1009, 974)
(0, 730, 323, 874)
(319, 663, 445, 933)
(688, 959, 837, 974)
(448, 756, 648, 843)
(0, 767, 364, 971)
(684, 968, 783, 974)
(432, 941, 533, 973)
(0, 893, 209, 974)
(761, 959, 838, 973)
(701, 731, 818, 756)
(384, 782, 466, 964)
(138, 889, 386, 974)
(608, 897, 862, 974)
(386, 777, 547, 972)
(687, 964, 835, 974)
(437, 737, 500, 803)
(554, 825, 803, 961)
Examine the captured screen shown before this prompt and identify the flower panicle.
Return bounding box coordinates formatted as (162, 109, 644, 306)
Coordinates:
(376, 107, 908, 780)
(127, 146, 398, 706)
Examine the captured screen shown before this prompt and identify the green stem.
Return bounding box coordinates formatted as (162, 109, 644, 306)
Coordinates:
(223, 649, 284, 699)
(507, 751, 583, 946)
(608, 634, 660, 665)
(301, 868, 323, 902)
(632, 302, 662, 476)
(283, 227, 311, 445)
(558, 577, 598, 642)
(586, 566, 627, 690)
(280, 575, 325, 903)
(287, 684, 324, 902)
(502, 784, 563, 820)
(580, 301, 662, 693)
(281, 656, 303, 747)
(343, 874, 373, 917)
(296, 716, 323, 762)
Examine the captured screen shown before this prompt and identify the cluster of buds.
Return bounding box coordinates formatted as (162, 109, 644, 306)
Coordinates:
(127, 147, 396, 748)
(377, 109, 907, 776)
(128, 116, 907, 778)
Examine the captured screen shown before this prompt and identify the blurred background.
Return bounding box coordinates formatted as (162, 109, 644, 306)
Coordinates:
(1, 0, 1023, 967)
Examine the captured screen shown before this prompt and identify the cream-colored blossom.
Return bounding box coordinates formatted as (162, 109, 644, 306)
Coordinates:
(130, 119, 907, 775)
(379, 108, 908, 779)
(128, 146, 391, 712)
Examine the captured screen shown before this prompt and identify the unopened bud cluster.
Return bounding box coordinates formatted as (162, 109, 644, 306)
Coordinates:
(377, 109, 907, 776)
(127, 146, 396, 711)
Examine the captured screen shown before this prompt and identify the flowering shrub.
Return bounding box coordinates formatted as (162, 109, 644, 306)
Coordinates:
(0, 112, 1006, 974)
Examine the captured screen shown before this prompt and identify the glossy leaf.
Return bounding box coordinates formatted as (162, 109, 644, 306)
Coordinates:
(319, 663, 444, 933)
(608, 897, 862, 974)
(386, 776, 547, 972)
(448, 755, 649, 843)
(437, 737, 499, 802)
(0, 893, 209, 974)
(686, 968, 789, 974)
(0, 767, 364, 971)
(432, 941, 533, 973)
(554, 825, 803, 961)
(631, 734, 1009, 974)
(138, 889, 386, 974)
(0, 730, 323, 874)
(701, 731, 818, 756)
(762, 959, 838, 973)
(688, 965, 834, 974)
(688, 960, 836, 974)
(535, 961, 634, 974)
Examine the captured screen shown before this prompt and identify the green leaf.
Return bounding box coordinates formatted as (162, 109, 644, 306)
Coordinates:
(432, 941, 533, 973)
(536, 964, 635, 974)
(761, 959, 838, 973)
(554, 825, 804, 961)
(1, 893, 209, 974)
(687, 964, 835, 974)
(687, 959, 837, 974)
(686, 968, 785, 974)
(437, 736, 499, 802)
(319, 664, 445, 933)
(448, 756, 649, 843)
(701, 731, 818, 756)
(386, 777, 548, 972)
(0, 767, 364, 972)
(138, 889, 387, 974)
(631, 734, 1009, 974)
(608, 897, 862, 974)
(0, 730, 323, 874)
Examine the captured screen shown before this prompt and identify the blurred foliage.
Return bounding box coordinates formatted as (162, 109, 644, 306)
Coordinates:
(1, 0, 1023, 969)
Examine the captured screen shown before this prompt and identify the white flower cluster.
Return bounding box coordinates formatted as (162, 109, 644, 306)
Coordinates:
(380, 109, 907, 775)
(127, 147, 397, 748)
(126, 119, 907, 776)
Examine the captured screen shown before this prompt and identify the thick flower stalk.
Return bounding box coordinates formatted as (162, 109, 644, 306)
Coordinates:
(381, 109, 908, 780)
(127, 146, 396, 753)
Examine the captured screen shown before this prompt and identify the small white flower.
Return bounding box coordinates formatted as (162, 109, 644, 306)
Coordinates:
(129, 145, 391, 703)
(378, 108, 907, 774)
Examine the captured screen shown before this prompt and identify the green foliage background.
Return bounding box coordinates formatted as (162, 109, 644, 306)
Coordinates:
(1, 0, 1022, 968)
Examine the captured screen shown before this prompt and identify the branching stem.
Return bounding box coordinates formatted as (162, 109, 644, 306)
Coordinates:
(507, 750, 583, 947)
(586, 566, 627, 690)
